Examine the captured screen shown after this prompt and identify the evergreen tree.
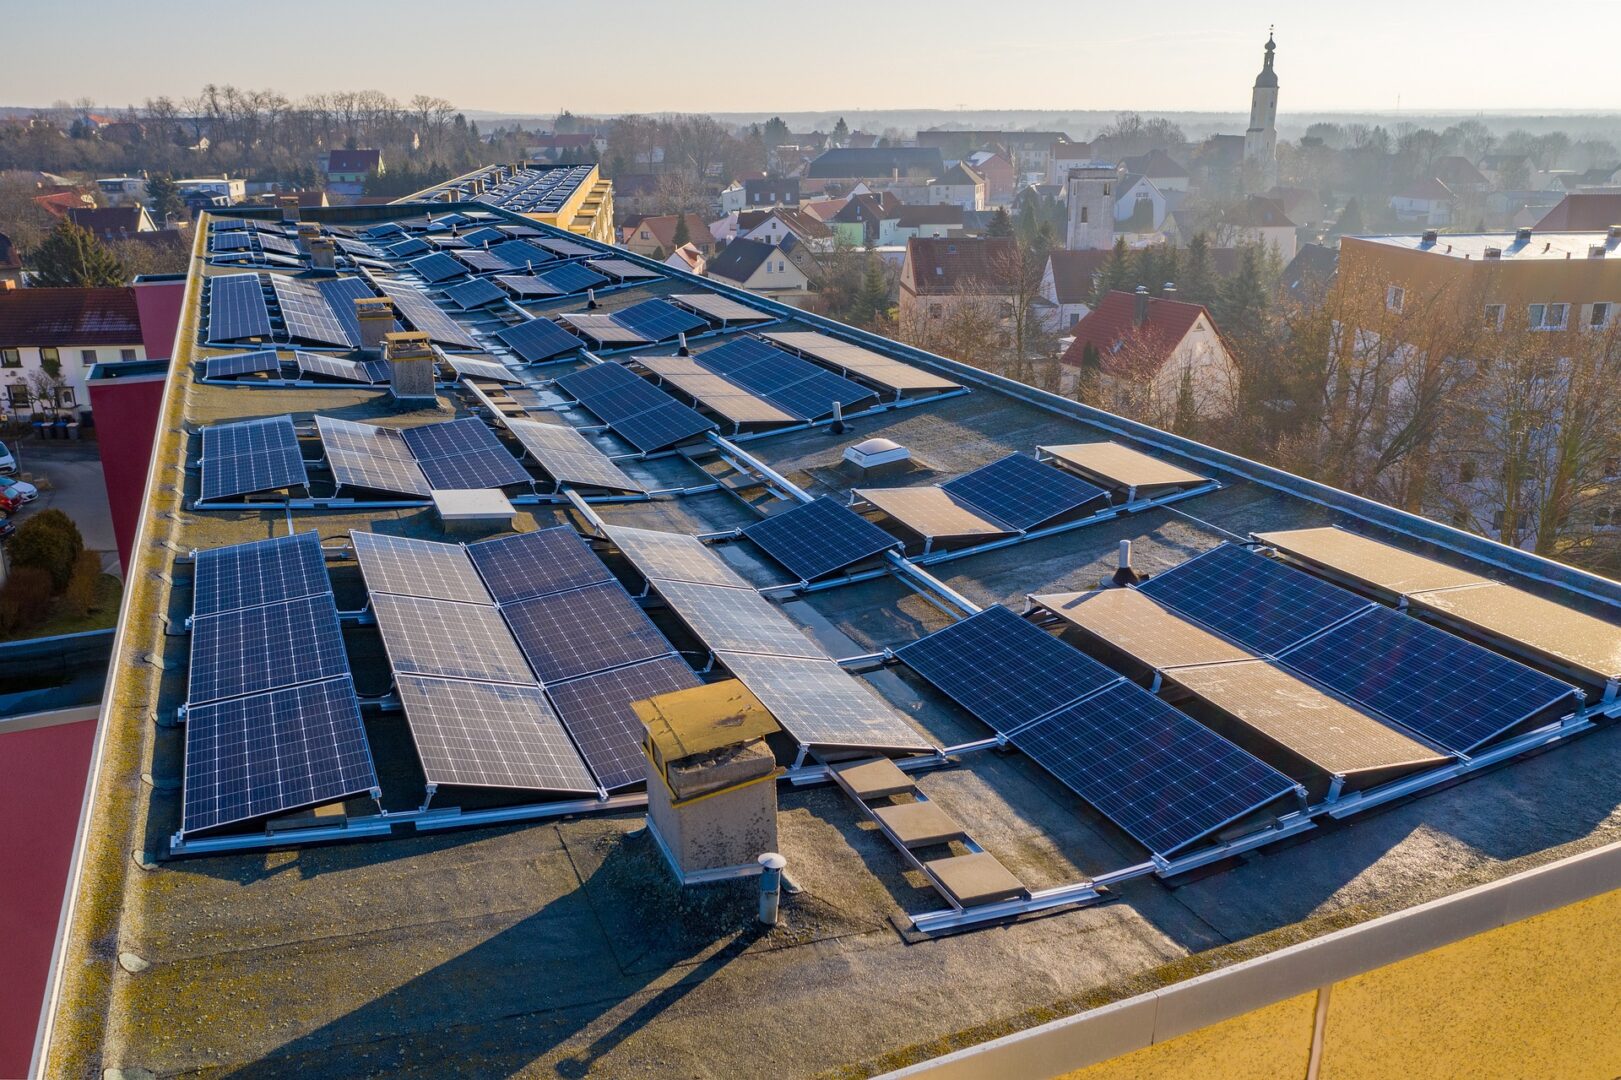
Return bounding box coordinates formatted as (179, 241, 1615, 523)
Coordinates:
(1180, 233, 1215, 306)
(762, 117, 790, 147)
(146, 175, 185, 225)
(1016, 197, 1039, 245)
(832, 117, 849, 145)
(672, 214, 690, 248)
(855, 254, 890, 327)
(1215, 243, 1270, 346)
(29, 221, 128, 288)
(1173, 367, 1199, 434)
(987, 207, 1014, 237)
(1097, 237, 1133, 302)
(1336, 197, 1364, 235)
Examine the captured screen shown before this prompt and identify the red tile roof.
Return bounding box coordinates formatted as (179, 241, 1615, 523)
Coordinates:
(625, 212, 713, 253)
(1535, 193, 1621, 231)
(1045, 250, 1112, 305)
(326, 149, 382, 173)
(903, 236, 1016, 296)
(33, 191, 89, 219)
(1059, 290, 1212, 378)
(0, 287, 144, 347)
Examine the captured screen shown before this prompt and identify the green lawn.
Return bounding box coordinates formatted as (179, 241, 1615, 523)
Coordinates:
(1, 572, 123, 641)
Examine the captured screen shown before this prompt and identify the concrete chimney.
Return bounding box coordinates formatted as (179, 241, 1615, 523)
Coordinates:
(355, 297, 394, 357)
(277, 195, 300, 223)
(385, 331, 437, 402)
(1162, 281, 1176, 297)
(1133, 284, 1150, 327)
(307, 237, 336, 270)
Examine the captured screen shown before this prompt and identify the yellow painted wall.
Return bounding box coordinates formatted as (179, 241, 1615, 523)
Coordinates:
(1059, 994, 1316, 1080)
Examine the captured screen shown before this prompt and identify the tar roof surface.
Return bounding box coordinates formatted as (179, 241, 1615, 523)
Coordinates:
(45, 197, 1621, 1080)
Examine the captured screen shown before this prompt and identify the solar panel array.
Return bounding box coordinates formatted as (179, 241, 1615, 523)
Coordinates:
(494, 317, 584, 363)
(474, 164, 596, 213)
(545, 656, 700, 788)
(205, 349, 281, 380)
(585, 257, 662, 282)
(351, 530, 491, 604)
(385, 237, 431, 259)
(668, 293, 772, 324)
(536, 262, 610, 296)
(940, 452, 1109, 532)
(468, 527, 612, 604)
(697, 338, 876, 420)
(199, 416, 309, 501)
(456, 226, 506, 247)
(448, 355, 522, 384)
(408, 252, 469, 284)
(611, 299, 709, 342)
(316, 275, 386, 347)
(635, 357, 797, 426)
(555, 362, 716, 453)
(269, 276, 358, 348)
(486, 240, 555, 270)
(207, 273, 273, 342)
(742, 497, 901, 581)
(400, 416, 533, 491)
(505, 582, 671, 683)
(378, 284, 478, 349)
(454, 248, 509, 274)
(295, 351, 389, 384)
(316, 416, 432, 497)
(503, 418, 644, 492)
(443, 277, 506, 310)
(184, 531, 377, 833)
(760, 330, 963, 394)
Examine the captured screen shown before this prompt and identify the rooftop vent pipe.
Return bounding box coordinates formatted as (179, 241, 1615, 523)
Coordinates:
(1516, 227, 1533, 243)
(1112, 539, 1141, 586)
(586, 288, 598, 309)
(1133, 284, 1150, 326)
(1422, 229, 1438, 244)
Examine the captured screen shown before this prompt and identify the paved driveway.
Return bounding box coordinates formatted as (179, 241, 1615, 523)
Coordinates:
(5, 435, 119, 576)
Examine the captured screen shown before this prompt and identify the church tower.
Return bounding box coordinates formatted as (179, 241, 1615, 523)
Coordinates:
(1244, 30, 1279, 192)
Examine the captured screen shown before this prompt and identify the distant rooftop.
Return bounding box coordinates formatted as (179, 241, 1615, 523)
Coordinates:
(1353, 228, 1621, 261)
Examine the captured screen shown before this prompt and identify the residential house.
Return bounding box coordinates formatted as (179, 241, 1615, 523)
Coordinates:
(1478, 153, 1533, 188)
(799, 197, 849, 225)
(916, 130, 1073, 179)
(739, 207, 834, 253)
(612, 174, 662, 220)
(67, 205, 158, 241)
(96, 177, 149, 207)
(665, 243, 705, 275)
(967, 151, 1017, 205)
(743, 176, 800, 209)
(705, 235, 815, 296)
(1223, 195, 1298, 260)
(898, 236, 1017, 337)
(621, 213, 714, 259)
(1040, 249, 1112, 330)
(1281, 242, 1340, 305)
(1120, 149, 1190, 193)
(928, 163, 987, 211)
(1047, 142, 1100, 184)
(1390, 179, 1456, 228)
(322, 149, 384, 197)
(1535, 192, 1621, 231)
(1114, 174, 1168, 233)
(830, 192, 904, 248)
(34, 190, 94, 220)
(1434, 156, 1491, 195)
(894, 204, 966, 242)
(0, 286, 152, 417)
(1059, 287, 1236, 412)
(804, 147, 943, 186)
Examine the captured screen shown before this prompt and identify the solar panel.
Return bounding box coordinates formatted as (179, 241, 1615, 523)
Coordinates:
(1137, 544, 1374, 657)
(555, 363, 716, 453)
(207, 273, 273, 342)
(604, 525, 753, 588)
(270, 276, 355, 348)
(696, 339, 876, 420)
(495, 318, 583, 362)
(652, 578, 824, 659)
(545, 655, 700, 790)
(448, 355, 523, 384)
(182, 677, 377, 833)
(205, 349, 281, 380)
(635, 356, 797, 426)
(456, 226, 506, 247)
(193, 531, 329, 618)
(315, 416, 431, 497)
(333, 237, 386, 260)
(408, 252, 469, 283)
(401, 417, 532, 490)
(1279, 605, 1579, 753)
(469, 526, 614, 604)
(486, 240, 556, 270)
(669, 293, 771, 324)
(493, 273, 559, 298)
(856, 486, 1014, 539)
(559, 313, 649, 346)
(1040, 442, 1210, 494)
(350, 531, 491, 604)
(295, 350, 387, 384)
(210, 231, 254, 253)
(365, 222, 408, 241)
(536, 262, 609, 295)
(1031, 589, 1253, 671)
(315, 275, 384, 348)
(1257, 527, 1496, 599)
(505, 582, 673, 683)
(536, 237, 597, 258)
(585, 257, 662, 281)
(503, 418, 644, 492)
(940, 453, 1108, 531)
(188, 594, 350, 705)
(742, 497, 901, 581)
(716, 651, 932, 752)
(371, 593, 536, 685)
(425, 212, 473, 231)
(1011, 682, 1297, 856)
(395, 675, 596, 793)
(257, 231, 303, 259)
(443, 277, 506, 310)
(760, 330, 962, 394)
(378, 284, 478, 349)
(611, 299, 709, 342)
(199, 416, 309, 501)
(894, 605, 1123, 734)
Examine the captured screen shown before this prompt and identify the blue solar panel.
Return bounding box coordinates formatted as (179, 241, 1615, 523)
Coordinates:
(364, 222, 408, 240)
(401, 417, 532, 490)
(941, 453, 1109, 532)
(469, 527, 613, 604)
(545, 655, 701, 790)
(207, 273, 273, 342)
(182, 676, 376, 833)
(454, 249, 510, 274)
(205, 349, 281, 380)
(555, 362, 716, 452)
(200, 416, 309, 501)
(316, 276, 385, 348)
(504, 582, 673, 683)
(378, 285, 478, 349)
(495, 318, 583, 362)
(1137, 544, 1373, 656)
(609, 403, 716, 455)
(486, 240, 556, 270)
(188, 594, 350, 705)
(1279, 605, 1579, 753)
(385, 237, 431, 259)
(192, 531, 329, 617)
(444, 277, 506, 310)
(742, 497, 900, 581)
(456, 226, 506, 247)
(611, 299, 708, 342)
(696, 339, 875, 420)
(409, 252, 470, 283)
(1011, 682, 1297, 856)
(537, 262, 609, 295)
(895, 605, 1123, 734)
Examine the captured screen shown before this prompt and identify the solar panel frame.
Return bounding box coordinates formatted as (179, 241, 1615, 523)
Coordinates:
(1136, 543, 1375, 657)
(199, 416, 309, 501)
(350, 530, 491, 604)
(407, 252, 470, 283)
(395, 675, 596, 793)
(469, 525, 615, 604)
(182, 676, 377, 833)
(205, 349, 282, 380)
(494, 318, 584, 363)
(206, 273, 273, 342)
(192, 531, 329, 618)
(604, 524, 754, 588)
(1011, 682, 1298, 856)
(269, 276, 355, 348)
(504, 582, 674, 684)
(370, 593, 537, 685)
(716, 651, 932, 752)
(940, 452, 1109, 532)
(315, 415, 432, 497)
(894, 605, 1124, 734)
(742, 497, 902, 581)
(188, 593, 350, 705)
(443, 277, 507, 310)
(545, 655, 701, 790)
(503, 418, 644, 492)
(295, 350, 384, 384)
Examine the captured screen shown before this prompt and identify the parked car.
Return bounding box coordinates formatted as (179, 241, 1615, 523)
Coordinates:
(0, 517, 15, 540)
(0, 475, 37, 502)
(0, 492, 19, 515)
(0, 441, 14, 475)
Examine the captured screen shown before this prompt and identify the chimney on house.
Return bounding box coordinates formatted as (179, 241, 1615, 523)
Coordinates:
(1134, 284, 1150, 326)
(1421, 229, 1438, 245)
(355, 297, 393, 357)
(1162, 281, 1176, 297)
(1515, 227, 1533, 244)
(384, 331, 437, 402)
(277, 195, 299, 223)
(307, 237, 335, 270)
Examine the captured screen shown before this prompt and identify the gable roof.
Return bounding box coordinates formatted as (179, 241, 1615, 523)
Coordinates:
(1059, 289, 1212, 377)
(1394, 177, 1455, 203)
(1224, 195, 1296, 229)
(799, 198, 849, 223)
(805, 147, 943, 180)
(67, 205, 153, 236)
(833, 191, 904, 225)
(706, 237, 776, 283)
(613, 173, 660, 197)
(326, 149, 382, 173)
(1121, 149, 1189, 179)
(935, 163, 982, 187)
(761, 206, 831, 241)
(33, 191, 90, 219)
(1535, 192, 1621, 231)
(0, 286, 143, 347)
(897, 204, 965, 229)
(1433, 155, 1489, 187)
(1046, 249, 1112, 305)
(627, 212, 711, 252)
(903, 236, 1016, 295)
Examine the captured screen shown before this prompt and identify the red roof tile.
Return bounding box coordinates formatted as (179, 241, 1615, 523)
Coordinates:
(1046, 250, 1112, 305)
(0, 287, 143, 347)
(903, 236, 1016, 295)
(1059, 290, 1211, 378)
(1535, 193, 1621, 231)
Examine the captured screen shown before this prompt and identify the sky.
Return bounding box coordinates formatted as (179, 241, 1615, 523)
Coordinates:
(2, 0, 1619, 116)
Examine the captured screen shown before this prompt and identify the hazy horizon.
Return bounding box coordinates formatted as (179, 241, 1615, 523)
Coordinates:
(3, 0, 1618, 116)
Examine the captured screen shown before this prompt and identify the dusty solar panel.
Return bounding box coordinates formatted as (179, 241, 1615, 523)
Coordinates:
(350, 531, 491, 604)
(716, 651, 931, 752)
(1255, 527, 1492, 598)
(1408, 582, 1621, 685)
(370, 593, 536, 685)
(636, 356, 797, 425)
(395, 675, 595, 793)
(651, 578, 824, 659)
(855, 486, 1014, 540)
(759, 329, 961, 393)
(1031, 589, 1253, 670)
(503, 418, 644, 492)
(668, 292, 772, 324)
(1040, 442, 1211, 493)
(604, 525, 753, 588)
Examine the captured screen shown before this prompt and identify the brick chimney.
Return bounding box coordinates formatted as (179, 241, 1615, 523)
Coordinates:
(355, 297, 393, 357)
(384, 331, 437, 402)
(1134, 284, 1150, 327)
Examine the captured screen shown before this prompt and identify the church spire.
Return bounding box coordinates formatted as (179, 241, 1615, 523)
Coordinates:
(1254, 27, 1278, 89)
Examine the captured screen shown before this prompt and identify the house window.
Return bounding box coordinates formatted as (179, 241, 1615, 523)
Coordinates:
(1589, 302, 1611, 330)
(40, 347, 59, 366)
(0, 349, 18, 369)
(1529, 302, 1568, 330)
(121, 348, 137, 361)
(6, 384, 28, 407)
(1079, 206, 1088, 223)
(1484, 303, 1505, 330)
(929, 303, 943, 319)
(1068, 313, 1081, 327)
(1386, 285, 1405, 313)
(640, 230, 650, 240)
(81, 349, 97, 365)
(56, 388, 76, 409)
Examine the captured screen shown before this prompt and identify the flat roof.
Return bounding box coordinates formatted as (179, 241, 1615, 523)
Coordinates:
(1351, 230, 1621, 262)
(42, 195, 1621, 1079)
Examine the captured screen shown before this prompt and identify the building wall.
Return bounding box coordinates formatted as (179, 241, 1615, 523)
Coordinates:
(0, 344, 146, 417)
(1067, 168, 1117, 250)
(85, 367, 166, 570)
